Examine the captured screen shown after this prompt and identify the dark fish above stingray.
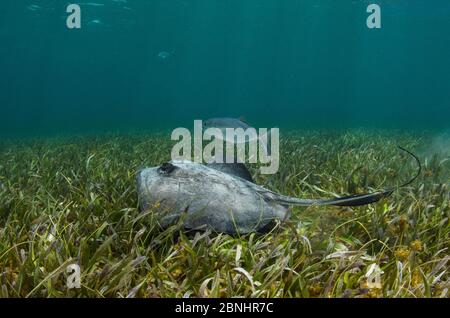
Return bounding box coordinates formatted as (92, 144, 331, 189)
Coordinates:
(136, 147, 421, 235)
(206, 162, 254, 182)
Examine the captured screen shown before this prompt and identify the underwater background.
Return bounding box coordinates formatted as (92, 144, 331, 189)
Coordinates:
(0, 0, 450, 137)
(1, 1, 450, 299)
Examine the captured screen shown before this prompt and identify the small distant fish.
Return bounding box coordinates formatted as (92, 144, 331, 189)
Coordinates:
(157, 51, 174, 61)
(78, 2, 106, 7)
(27, 4, 42, 11)
(88, 19, 104, 26)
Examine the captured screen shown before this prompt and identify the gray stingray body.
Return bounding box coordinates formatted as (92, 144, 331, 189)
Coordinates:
(137, 160, 288, 234)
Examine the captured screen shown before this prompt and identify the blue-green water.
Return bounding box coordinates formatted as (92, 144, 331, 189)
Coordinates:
(1, 0, 449, 137)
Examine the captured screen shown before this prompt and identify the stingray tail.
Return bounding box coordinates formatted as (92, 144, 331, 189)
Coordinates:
(273, 190, 394, 207)
(275, 146, 421, 207)
(315, 189, 394, 207)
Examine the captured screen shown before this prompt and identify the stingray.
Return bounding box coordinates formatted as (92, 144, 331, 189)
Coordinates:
(136, 147, 421, 235)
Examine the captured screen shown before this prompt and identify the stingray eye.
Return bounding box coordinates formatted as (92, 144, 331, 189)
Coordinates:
(158, 162, 177, 175)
